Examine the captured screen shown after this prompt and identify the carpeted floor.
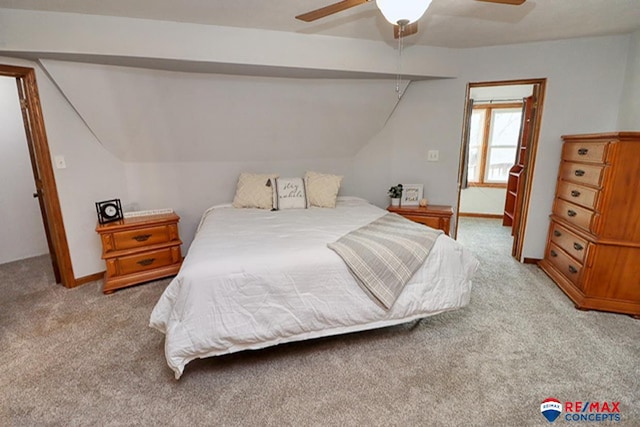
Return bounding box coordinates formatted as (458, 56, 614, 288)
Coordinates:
(1, 218, 638, 426)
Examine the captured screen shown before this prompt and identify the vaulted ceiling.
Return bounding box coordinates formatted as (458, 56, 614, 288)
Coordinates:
(1, 0, 639, 48)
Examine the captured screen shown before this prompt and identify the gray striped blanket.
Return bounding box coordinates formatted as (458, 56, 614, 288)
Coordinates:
(328, 213, 443, 309)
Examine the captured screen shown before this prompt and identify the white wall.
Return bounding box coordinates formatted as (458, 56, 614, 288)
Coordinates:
(0, 76, 49, 263)
(0, 8, 460, 79)
(38, 60, 403, 163)
(618, 29, 640, 130)
(125, 159, 354, 248)
(353, 35, 630, 258)
(0, 56, 129, 278)
(470, 84, 534, 103)
(38, 60, 403, 248)
(459, 188, 506, 216)
(0, 22, 635, 278)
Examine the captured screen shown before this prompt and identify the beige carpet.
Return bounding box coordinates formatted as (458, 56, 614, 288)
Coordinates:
(1, 218, 638, 426)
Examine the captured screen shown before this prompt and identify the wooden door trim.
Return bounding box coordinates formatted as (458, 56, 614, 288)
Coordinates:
(455, 78, 547, 262)
(0, 63, 77, 288)
(513, 82, 546, 260)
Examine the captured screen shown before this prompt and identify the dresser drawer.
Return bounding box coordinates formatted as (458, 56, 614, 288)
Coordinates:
(546, 243, 583, 289)
(562, 141, 609, 164)
(559, 162, 605, 187)
(110, 225, 176, 251)
(553, 199, 594, 232)
(549, 222, 589, 263)
(556, 181, 599, 210)
(115, 247, 177, 276)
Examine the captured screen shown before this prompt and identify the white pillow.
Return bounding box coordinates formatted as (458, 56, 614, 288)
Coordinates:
(271, 177, 308, 210)
(305, 171, 343, 208)
(232, 173, 278, 209)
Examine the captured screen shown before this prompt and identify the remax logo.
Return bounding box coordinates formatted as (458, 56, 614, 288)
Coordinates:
(541, 398, 563, 423)
(539, 398, 621, 423)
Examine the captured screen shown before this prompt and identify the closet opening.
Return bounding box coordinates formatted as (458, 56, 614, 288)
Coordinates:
(455, 78, 547, 261)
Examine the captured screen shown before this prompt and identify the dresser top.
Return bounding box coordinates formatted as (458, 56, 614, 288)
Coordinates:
(387, 204, 453, 216)
(561, 131, 640, 141)
(96, 212, 180, 233)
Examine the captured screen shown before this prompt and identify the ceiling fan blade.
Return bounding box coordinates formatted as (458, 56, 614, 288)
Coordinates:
(394, 22, 418, 39)
(295, 0, 369, 22)
(475, 0, 526, 5)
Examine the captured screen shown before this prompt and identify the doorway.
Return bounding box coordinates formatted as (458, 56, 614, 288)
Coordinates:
(0, 64, 75, 287)
(456, 78, 546, 262)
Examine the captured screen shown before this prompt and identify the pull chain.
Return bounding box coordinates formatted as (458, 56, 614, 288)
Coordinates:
(396, 21, 407, 99)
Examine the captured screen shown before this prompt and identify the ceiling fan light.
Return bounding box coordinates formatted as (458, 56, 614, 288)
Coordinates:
(376, 0, 432, 25)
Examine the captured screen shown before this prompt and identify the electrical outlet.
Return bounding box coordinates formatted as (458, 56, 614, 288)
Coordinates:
(427, 150, 439, 162)
(54, 155, 66, 169)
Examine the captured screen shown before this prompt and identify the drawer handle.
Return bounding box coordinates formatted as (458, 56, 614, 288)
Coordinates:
(568, 265, 578, 274)
(574, 169, 585, 177)
(573, 242, 584, 251)
(577, 148, 589, 155)
(567, 210, 577, 217)
(550, 250, 558, 257)
(570, 190, 581, 197)
(136, 258, 156, 266)
(553, 230, 561, 237)
(132, 234, 152, 242)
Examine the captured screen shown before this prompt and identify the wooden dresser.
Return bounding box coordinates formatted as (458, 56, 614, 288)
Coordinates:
(387, 204, 453, 236)
(539, 132, 640, 317)
(96, 213, 183, 294)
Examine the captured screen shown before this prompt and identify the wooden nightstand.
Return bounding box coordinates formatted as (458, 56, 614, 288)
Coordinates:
(387, 204, 453, 236)
(96, 213, 183, 294)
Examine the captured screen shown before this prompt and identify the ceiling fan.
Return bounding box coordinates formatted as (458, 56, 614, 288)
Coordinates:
(296, 0, 527, 39)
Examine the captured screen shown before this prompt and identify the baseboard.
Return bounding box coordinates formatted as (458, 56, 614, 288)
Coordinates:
(74, 271, 104, 287)
(458, 212, 503, 219)
(523, 257, 541, 264)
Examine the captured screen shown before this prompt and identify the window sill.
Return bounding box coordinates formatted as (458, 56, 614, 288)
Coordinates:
(466, 182, 508, 189)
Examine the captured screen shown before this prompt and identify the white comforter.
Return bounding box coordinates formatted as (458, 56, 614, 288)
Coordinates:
(150, 197, 479, 378)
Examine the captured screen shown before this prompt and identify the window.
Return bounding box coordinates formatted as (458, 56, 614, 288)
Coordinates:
(467, 103, 522, 186)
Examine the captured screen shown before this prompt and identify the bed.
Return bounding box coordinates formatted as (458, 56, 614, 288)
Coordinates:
(149, 197, 479, 379)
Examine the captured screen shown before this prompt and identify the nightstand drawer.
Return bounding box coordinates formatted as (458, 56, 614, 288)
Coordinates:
(559, 162, 605, 187)
(97, 212, 182, 293)
(562, 141, 609, 164)
(110, 225, 176, 251)
(115, 247, 177, 276)
(387, 204, 452, 235)
(402, 215, 442, 230)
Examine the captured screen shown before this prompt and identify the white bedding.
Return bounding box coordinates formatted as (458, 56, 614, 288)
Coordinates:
(150, 197, 479, 379)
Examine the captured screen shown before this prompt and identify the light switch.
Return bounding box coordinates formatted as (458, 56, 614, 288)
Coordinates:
(427, 150, 439, 162)
(54, 155, 66, 169)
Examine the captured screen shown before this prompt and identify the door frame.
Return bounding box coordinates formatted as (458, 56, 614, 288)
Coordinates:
(0, 63, 76, 287)
(455, 78, 547, 261)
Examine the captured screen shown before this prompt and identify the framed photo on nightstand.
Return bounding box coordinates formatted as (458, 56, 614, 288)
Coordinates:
(95, 199, 123, 224)
(401, 184, 423, 206)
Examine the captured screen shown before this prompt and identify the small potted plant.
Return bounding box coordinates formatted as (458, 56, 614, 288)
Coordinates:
(388, 184, 403, 207)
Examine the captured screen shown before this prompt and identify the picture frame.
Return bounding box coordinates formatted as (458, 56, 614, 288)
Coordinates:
(401, 184, 423, 206)
(95, 198, 123, 224)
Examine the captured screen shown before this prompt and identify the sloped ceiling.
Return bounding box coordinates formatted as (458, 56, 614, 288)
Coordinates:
(41, 60, 405, 162)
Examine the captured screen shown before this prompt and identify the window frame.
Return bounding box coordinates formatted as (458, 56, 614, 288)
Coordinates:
(467, 102, 523, 188)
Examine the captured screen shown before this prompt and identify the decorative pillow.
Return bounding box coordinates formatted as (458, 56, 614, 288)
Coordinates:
(232, 173, 278, 209)
(271, 178, 308, 210)
(305, 171, 343, 208)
